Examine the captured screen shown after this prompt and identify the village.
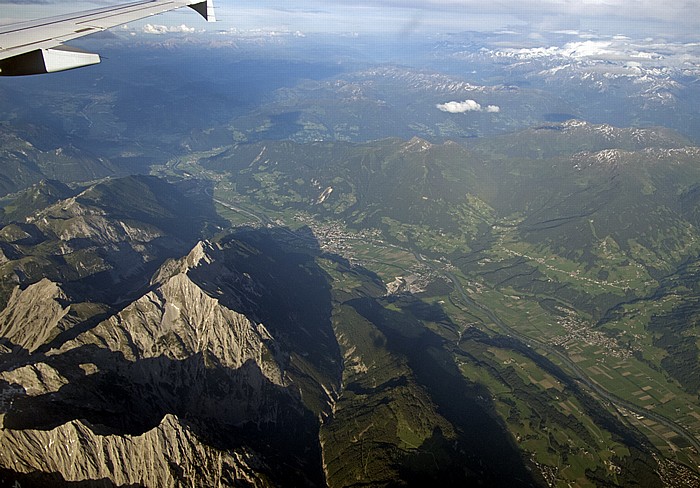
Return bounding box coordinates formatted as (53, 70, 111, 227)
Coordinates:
(549, 306, 637, 360)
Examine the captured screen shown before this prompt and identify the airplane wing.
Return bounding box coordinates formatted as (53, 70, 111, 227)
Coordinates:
(0, 0, 215, 76)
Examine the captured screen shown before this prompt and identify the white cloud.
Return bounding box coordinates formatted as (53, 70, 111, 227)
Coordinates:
(142, 23, 196, 35)
(560, 40, 615, 58)
(497, 37, 683, 63)
(437, 100, 481, 113)
(437, 100, 500, 114)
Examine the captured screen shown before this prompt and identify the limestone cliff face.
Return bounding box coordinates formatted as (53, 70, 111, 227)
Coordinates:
(0, 362, 68, 396)
(0, 414, 271, 487)
(0, 279, 70, 352)
(28, 191, 165, 244)
(151, 240, 266, 318)
(58, 243, 282, 384)
(0, 279, 109, 353)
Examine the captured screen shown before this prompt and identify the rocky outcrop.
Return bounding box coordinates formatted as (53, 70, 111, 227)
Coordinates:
(27, 191, 166, 244)
(0, 414, 271, 487)
(0, 362, 68, 396)
(151, 240, 265, 317)
(0, 279, 108, 353)
(0, 279, 70, 352)
(58, 263, 282, 384)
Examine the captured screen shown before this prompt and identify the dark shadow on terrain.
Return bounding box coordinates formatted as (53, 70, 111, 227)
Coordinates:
(600, 256, 700, 396)
(211, 227, 342, 384)
(0, 340, 28, 361)
(347, 295, 540, 487)
(0, 222, 46, 246)
(468, 330, 650, 449)
(460, 329, 664, 485)
(396, 426, 484, 487)
(266, 111, 305, 139)
(344, 375, 408, 395)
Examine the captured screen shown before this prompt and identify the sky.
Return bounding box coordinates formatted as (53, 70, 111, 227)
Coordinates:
(1, 0, 699, 37)
(225, 0, 700, 36)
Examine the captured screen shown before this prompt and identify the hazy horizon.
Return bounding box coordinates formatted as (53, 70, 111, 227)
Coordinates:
(2, 0, 699, 38)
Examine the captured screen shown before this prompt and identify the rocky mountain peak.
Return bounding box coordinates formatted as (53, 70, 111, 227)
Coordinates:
(58, 264, 283, 384)
(403, 136, 433, 153)
(560, 119, 687, 147)
(151, 240, 222, 285)
(183, 239, 219, 270)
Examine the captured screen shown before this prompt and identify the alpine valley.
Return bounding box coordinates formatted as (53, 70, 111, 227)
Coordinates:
(0, 27, 700, 487)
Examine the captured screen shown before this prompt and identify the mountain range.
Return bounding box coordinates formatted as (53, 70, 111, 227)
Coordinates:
(0, 118, 698, 484)
(1, 29, 700, 486)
